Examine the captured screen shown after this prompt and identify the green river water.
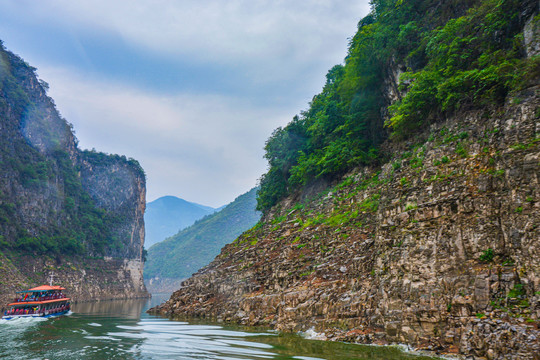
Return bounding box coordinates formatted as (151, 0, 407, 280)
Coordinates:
(0, 293, 441, 360)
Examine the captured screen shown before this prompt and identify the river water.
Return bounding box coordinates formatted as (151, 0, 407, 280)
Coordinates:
(0, 294, 439, 360)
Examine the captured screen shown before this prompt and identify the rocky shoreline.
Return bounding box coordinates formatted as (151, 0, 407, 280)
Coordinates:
(0, 254, 149, 307)
(149, 88, 539, 359)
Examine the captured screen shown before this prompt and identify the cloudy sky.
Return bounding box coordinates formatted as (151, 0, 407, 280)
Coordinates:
(0, 0, 370, 207)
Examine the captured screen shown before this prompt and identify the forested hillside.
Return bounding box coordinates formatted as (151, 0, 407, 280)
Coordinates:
(145, 187, 260, 289)
(257, 0, 539, 212)
(144, 196, 216, 249)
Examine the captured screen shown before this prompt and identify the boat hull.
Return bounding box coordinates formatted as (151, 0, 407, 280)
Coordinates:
(2, 310, 69, 321)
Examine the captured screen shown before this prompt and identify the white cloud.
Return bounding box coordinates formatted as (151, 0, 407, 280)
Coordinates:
(13, 0, 369, 84)
(41, 66, 294, 206)
(44, 0, 366, 60)
(1, 1, 372, 206)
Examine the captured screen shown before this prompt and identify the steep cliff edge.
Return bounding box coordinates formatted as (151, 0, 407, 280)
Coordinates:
(151, 88, 539, 358)
(149, 1, 539, 358)
(0, 42, 148, 303)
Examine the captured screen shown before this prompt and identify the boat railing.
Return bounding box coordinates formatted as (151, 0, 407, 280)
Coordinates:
(12, 293, 66, 303)
(4, 307, 40, 315)
(4, 302, 70, 317)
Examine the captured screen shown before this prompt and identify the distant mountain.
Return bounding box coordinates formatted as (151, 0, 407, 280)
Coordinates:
(144, 187, 261, 288)
(144, 196, 217, 248)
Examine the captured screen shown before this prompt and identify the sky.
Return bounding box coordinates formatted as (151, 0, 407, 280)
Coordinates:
(0, 0, 370, 207)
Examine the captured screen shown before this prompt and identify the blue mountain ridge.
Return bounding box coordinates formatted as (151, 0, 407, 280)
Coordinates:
(144, 196, 218, 248)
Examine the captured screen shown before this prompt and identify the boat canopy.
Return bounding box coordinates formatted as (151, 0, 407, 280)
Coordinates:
(16, 285, 65, 293)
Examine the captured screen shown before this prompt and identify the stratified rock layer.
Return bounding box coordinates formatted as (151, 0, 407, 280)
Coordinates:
(0, 43, 148, 303)
(150, 87, 539, 359)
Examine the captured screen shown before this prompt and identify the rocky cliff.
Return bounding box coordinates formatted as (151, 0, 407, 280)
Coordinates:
(152, 88, 539, 359)
(149, 1, 540, 358)
(0, 42, 148, 303)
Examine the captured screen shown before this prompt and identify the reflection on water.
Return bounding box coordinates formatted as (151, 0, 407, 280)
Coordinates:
(73, 297, 146, 319)
(0, 294, 439, 360)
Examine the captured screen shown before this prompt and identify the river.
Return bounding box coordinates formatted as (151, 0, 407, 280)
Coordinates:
(0, 293, 440, 359)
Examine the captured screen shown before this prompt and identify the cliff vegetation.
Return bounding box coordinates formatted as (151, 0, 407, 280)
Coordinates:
(257, 0, 539, 212)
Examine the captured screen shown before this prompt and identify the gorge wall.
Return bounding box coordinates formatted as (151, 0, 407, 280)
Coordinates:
(151, 85, 540, 360)
(149, 1, 540, 358)
(0, 42, 148, 304)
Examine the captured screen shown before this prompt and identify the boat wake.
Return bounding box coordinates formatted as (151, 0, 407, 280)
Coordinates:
(0, 316, 48, 325)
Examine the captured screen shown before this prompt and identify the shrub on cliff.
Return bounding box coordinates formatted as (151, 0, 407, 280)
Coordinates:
(388, 0, 535, 136)
(257, 0, 538, 212)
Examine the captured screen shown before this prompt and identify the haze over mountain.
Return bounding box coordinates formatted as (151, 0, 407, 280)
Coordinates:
(145, 187, 260, 292)
(144, 196, 217, 249)
(0, 1, 370, 207)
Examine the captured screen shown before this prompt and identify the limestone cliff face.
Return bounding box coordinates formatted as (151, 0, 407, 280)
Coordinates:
(150, 6, 540, 358)
(151, 0, 540, 341)
(78, 153, 146, 261)
(151, 86, 539, 359)
(0, 255, 147, 303)
(0, 43, 148, 303)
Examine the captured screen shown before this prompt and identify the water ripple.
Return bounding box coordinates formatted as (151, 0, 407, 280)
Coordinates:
(0, 295, 439, 360)
(104, 319, 278, 359)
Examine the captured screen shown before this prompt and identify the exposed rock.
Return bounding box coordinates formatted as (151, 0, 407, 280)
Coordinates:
(0, 42, 148, 303)
(150, 88, 540, 359)
(524, 3, 540, 57)
(0, 255, 147, 303)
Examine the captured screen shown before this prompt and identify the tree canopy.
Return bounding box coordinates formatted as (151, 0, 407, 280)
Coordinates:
(257, 0, 538, 212)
